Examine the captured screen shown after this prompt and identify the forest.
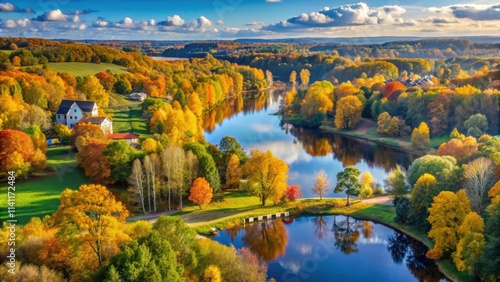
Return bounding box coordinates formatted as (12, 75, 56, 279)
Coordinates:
(0, 36, 499, 281)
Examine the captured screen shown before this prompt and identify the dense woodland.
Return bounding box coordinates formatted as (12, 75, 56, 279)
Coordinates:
(0, 37, 500, 281)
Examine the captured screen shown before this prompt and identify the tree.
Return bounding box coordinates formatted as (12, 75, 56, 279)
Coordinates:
(426, 190, 471, 260)
(184, 143, 221, 193)
(289, 71, 297, 85)
(463, 157, 496, 213)
(300, 69, 310, 86)
(284, 184, 302, 202)
(162, 145, 186, 211)
(384, 165, 410, 204)
(225, 154, 241, 189)
(104, 140, 136, 184)
(334, 167, 362, 206)
(335, 96, 363, 130)
(141, 138, 159, 154)
(71, 123, 106, 150)
(144, 154, 160, 212)
(407, 155, 461, 188)
(78, 75, 109, 110)
(453, 212, 485, 273)
(437, 137, 478, 163)
(76, 139, 111, 184)
(50, 184, 130, 267)
(0, 129, 37, 178)
(450, 128, 465, 140)
(188, 177, 213, 209)
(411, 122, 430, 149)
(478, 205, 500, 281)
(128, 159, 145, 215)
(312, 170, 329, 200)
(300, 81, 334, 122)
(409, 174, 440, 229)
(24, 125, 47, 153)
(100, 231, 183, 282)
(241, 149, 288, 205)
(204, 265, 222, 282)
(464, 113, 488, 138)
(359, 171, 376, 197)
(219, 136, 248, 163)
(54, 123, 72, 144)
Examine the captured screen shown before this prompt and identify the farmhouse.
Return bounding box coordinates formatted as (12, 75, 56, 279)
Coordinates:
(78, 117, 113, 134)
(55, 100, 98, 129)
(107, 133, 140, 144)
(129, 92, 148, 101)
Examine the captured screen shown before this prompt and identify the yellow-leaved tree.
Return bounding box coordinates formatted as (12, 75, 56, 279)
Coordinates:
(426, 190, 471, 260)
(50, 184, 130, 267)
(453, 212, 485, 272)
(225, 154, 242, 189)
(411, 122, 430, 149)
(334, 96, 363, 130)
(241, 149, 289, 205)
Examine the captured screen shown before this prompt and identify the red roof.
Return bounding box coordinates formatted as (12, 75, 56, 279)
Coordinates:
(107, 133, 140, 140)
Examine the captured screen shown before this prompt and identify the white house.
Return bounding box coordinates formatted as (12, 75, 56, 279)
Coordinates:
(107, 133, 140, 144)
(78, 117, 113, 134)
(56, 100, 98, 129)
(129, 92, 148, 102)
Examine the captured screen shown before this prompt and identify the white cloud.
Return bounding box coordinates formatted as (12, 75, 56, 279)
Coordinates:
(158, 15, 185, 26)
(266, 0, 282, 2)
(0, 2, 15, 12)
(216, 20, 224, 25)
(429, 4, 500, 21)
(34, 9, 68, 21)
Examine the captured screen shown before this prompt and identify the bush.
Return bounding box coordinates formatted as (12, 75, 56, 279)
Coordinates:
(395, 197, 410, 224)
(374, 187, 384, 196)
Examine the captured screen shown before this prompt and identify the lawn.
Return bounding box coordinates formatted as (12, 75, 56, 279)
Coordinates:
(111, 101, 151, 137)
(42, 62, 128, 77)
(0, 146, 89, 224)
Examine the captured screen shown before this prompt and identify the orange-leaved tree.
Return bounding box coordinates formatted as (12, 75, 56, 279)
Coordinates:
(188, 177, 213, 209)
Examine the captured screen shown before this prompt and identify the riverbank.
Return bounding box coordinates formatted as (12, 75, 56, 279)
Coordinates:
(151, 190, 466, 282)
(282, 114, 450, 156)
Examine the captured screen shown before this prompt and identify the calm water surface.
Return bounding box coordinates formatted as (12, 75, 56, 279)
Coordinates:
(213, 216, 447, 282)
(203, 90, 419, 198)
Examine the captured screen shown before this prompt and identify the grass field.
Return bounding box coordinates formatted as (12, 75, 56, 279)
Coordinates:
(0, 146, 89, 224)
(110, 97, 151, 137)
(40, 62, 128, 77)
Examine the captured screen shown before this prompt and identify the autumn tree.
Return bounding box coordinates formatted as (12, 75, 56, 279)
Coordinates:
(300, 68, 310, 87)
(219, 136, 248, 163)
(188, 177, 213, 209)
(71, 123, 106, 150)
(463, 157, 496, 213)
(289, 71, 297, 85)
(453, 212, 485, 273)
(104, 140, 137, 184)
(284, 184, 302, 202)
(312, 170, 329, 200)
(359, 171, 376, 197)
(225, 154, 241, 189)
(409, 174, 440, 229)
(78, 75, 109, 110)
(162, 145, 186, 211)
(50, 184, 130, 267)
(377, 112, 411, 137)
(426, 190, 471, 260)
(241, 149, 288, 205)
(437, 136, 478, 163)
(204, 265, 222, 282)
(450, 128, 465, 140)
(300, 80, 334, 122)
(334, 167, 362, 206)
(24, 125, 47, 153)
(335, 96, 363, 130)
(0, 129, 39, 178)
(54, 123, 72, 144)
(411, 122, 430, 149)
(76, 139, 111, 184)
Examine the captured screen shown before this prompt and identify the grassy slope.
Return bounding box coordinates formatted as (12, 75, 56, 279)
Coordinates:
(0, 146, 89, 224)
(108, 93, 151, 138)
(44, 62, 128, 77)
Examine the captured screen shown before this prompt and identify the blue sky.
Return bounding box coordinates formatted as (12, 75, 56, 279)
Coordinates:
(1, 0, 499, 39)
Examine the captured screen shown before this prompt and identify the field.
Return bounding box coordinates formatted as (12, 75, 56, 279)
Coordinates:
(0, 146, 89, 224)
(109, 94, 151, 138)
(42, 62, 128, 77)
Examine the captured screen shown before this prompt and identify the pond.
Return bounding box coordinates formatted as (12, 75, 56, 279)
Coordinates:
(212, 216, 447, 282)
(203, 90, 420, 198)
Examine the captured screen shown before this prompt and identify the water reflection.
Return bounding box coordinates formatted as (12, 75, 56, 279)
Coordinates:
(226, 220, 289, 261)
(203, 91, 419, 197)
(214, 216, 446, 282)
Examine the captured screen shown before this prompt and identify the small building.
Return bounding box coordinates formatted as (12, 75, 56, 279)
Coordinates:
(78, 117, 113, 134)
(55, 100, 98, 129)
(107, 133, 140, 144)
(129, 92, 148, 102)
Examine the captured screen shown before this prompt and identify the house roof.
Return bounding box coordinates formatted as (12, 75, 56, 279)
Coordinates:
(56, 100, 96, 115)
(78, 116, 110, 125)
(129, 92, 147, 97)
(107, 133, 140, 140)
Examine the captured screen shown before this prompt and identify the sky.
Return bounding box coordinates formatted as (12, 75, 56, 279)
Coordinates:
(0, 0, 499, 40)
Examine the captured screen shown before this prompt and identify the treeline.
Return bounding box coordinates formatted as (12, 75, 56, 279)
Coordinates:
(384, 133, 500, 280)
(0, 185, 267, 282)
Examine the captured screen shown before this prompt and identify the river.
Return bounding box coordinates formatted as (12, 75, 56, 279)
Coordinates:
(203, 89, 420, 198)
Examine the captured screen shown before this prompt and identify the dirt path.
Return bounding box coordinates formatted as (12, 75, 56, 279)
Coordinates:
(360, 196, 393, 206)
